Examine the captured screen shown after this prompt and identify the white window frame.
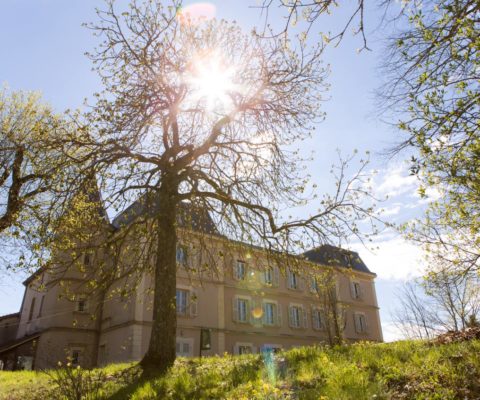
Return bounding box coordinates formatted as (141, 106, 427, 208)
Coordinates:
(233, 295, 251, 323)
(238, 298, 249, 322)
(176, 286, 198, 317)
(234, 342, 255, 355)
(176, 245, 188, 266)
(234, 260, 247, 281)
(260, 344, 282, 353)
(264, 267, 273, 285)
(289, 304, 303, 328)
(262, 300, 278, 326)
(311, 307, 326, 331)
(262, 266, 279, 287)
(176, 337, 194, 357)
(176, 288, 189, 316)
(288, 269, 298, 289)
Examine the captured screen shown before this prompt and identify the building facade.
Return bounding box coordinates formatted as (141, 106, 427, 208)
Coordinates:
(0, 203, 383, 370)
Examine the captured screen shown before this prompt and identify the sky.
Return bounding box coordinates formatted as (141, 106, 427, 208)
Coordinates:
(0, 0, 436, 341)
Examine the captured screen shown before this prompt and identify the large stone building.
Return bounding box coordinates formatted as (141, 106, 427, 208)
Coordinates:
(0, 199, 382, 370)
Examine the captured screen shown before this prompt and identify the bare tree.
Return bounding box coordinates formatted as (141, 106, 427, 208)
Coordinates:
(424, 267, 480, 332)
(393, 266, 480, 339)
(258, 0, 372, 50)
(393, 281, 439, 340)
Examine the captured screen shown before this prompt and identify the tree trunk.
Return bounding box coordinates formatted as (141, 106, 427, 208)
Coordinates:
(140, 183, 178, 374)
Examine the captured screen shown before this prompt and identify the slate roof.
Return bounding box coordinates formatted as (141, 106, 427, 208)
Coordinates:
(0, 333, 41, 355)
(302, 244, 374, 275)
(111, 195, 218, 235)
(0, 312, 19, 321)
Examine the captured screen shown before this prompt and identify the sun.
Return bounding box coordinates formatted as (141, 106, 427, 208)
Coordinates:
(186, 51, 239, 112)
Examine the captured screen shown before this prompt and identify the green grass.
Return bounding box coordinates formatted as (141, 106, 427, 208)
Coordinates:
(1, 340, 480, 399)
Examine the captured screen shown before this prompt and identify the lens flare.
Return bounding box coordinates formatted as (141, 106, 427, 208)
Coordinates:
(185, 50, 240, 112)
(177, 3, 216, 25)
(251, 306, 263, 319)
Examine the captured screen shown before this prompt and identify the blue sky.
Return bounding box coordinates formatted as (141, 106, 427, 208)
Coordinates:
(0, 0, 434, 341)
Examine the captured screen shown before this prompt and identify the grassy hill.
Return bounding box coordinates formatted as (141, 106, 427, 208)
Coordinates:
(1, 339, 480, 399)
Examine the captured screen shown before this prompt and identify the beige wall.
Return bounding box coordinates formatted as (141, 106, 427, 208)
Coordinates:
(5, 232, 382, 369)
(97, 239, 383, 363)
(34, 329, 98, 369)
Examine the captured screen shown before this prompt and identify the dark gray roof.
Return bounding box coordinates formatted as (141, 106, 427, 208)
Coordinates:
(302, 244, 374, 275)
(111, 195, 218, 235)
(0, 312, 19, 321)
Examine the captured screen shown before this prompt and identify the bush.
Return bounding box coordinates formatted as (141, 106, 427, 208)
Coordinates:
(46, 362, 106, 400)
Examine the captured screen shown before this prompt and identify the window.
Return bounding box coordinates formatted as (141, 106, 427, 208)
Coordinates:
(76, 297, 87, 312)
(287, 269, 299, 290)
(234, 260, 246, 280)
(176, 288, 197, 317)
(264, 267, 273, 285)
(354, 313, 368, 333)
(176, 245, 188, 266)
(351, 281, 362, 300)
(70, 347, 83, 366)
(84, 253, 92, 267)
(235, 343, 254, 355)
(28, 297, 36, 321)
(176, 338, 193, 357)
(263, 302, 277, 326)
(310, 277, 319, 293)
(38, 295, 45, 318)
(262, 266, 279, 287)
(260, 344, 282, 354)
(233, 297, 250, 323)
(72, 350, 80, 365)
(98, 344, 106, 365)
(16, 356, 33, 370)
(176, 289, 189, 316)
(238, 298, 248, 322)
(312, 308, 325, 331)
(289, 305, 304, 328)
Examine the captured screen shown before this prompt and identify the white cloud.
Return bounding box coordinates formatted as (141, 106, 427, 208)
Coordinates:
(378, 205, 401, 217)
(412, 186, 442, 205)
(381, 321, 406, 342)
(375, 164, 418, 198)
(351, 236, 426, 281)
